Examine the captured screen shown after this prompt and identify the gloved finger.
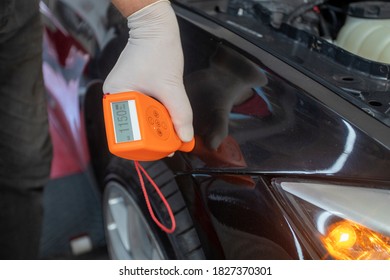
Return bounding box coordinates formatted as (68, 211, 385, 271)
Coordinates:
(155, 84, 194, 143)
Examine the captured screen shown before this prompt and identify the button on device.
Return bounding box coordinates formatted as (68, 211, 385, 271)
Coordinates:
(161, 121, 167, 130)
(153, 109, 159, 118)
(146, 106, 169, 140)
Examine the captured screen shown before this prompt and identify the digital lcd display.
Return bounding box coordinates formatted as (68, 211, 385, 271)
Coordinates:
(111, 100, 141, 143)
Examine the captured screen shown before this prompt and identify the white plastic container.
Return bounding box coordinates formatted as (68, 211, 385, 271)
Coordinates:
(336, 1, 390, 64)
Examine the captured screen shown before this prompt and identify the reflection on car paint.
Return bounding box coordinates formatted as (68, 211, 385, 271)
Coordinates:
(175, 10, 390, 259)
(185, 41, 390, 180)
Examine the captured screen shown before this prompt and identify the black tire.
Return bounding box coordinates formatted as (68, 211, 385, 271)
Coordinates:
(103, 157, 205, 260)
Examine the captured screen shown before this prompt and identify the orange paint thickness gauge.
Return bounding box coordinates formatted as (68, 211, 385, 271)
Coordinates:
(103, 91, 195, 161)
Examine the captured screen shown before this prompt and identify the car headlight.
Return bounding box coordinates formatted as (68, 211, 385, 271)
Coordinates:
(272, 179, 390, 260)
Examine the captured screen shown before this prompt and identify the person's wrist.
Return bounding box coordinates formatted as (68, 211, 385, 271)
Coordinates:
(127, 0, 170, 19)
(127, 0, 173, 32)
(112, 0, 164, 17)
(127, 0, 178, 41)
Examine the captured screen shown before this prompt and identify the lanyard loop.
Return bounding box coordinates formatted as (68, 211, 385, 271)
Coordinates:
(134, 161, 176, 234)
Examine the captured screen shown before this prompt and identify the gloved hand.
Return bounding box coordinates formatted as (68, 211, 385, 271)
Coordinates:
(103, 0, 193, 143)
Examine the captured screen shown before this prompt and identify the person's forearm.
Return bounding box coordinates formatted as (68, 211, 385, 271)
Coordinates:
(111, 0, 161, 17)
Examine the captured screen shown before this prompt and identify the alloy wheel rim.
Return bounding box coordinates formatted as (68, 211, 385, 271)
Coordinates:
(104, 181, 165, 260)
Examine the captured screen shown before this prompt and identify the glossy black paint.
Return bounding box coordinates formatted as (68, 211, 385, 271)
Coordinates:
(164, 3, 390, 259)
(177, 6, 390, 180)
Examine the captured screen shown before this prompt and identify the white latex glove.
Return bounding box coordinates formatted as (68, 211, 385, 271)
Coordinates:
(103, 0, 193, 142)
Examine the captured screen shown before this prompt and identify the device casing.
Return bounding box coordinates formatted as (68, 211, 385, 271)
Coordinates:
(103, 91, 195, 161)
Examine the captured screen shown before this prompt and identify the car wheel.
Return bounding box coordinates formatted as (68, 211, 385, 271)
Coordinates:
(103, 157, 205, 259)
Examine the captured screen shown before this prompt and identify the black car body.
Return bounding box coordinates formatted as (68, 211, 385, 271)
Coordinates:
(73, 0, 390, 260)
